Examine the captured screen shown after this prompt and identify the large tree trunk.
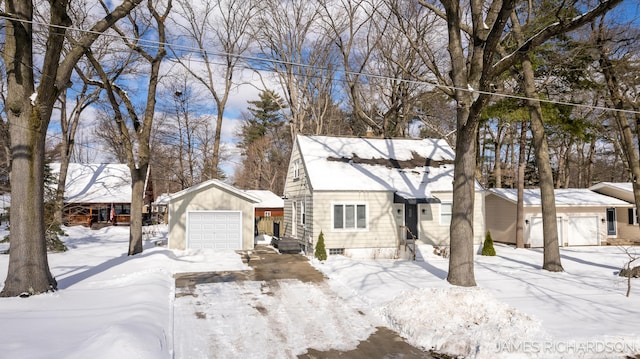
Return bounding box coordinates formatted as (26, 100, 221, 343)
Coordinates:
(128, 166, 147, 255)
(448, 118, 479, 286)
(522, 57, 563, 272)
(1, 0, 58, 296)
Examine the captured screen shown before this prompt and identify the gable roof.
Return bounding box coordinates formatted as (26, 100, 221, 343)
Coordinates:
(50, 163, 132, 204)
(164, 179, 260, 204)
(590, 182, 635, 203)
(489, 188, 632, 207)
(243, 190, 284, 208)
(294, 135, 474, 201)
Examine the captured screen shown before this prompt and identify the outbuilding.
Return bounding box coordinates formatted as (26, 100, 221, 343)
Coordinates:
(166, 180, 260, 250)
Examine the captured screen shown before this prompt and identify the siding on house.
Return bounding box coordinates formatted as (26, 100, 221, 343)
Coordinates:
(167, 181, 257, 250)
(419, 191, 485, 246)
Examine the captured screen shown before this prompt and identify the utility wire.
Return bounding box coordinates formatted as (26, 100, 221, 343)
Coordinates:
(1, 14, 640, 116)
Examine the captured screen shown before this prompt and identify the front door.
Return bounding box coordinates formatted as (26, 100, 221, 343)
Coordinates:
(405, 204, 418, 240)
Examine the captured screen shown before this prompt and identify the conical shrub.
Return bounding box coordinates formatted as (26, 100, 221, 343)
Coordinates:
(315, 231, 327, 261)
(482, 230, 496, 256)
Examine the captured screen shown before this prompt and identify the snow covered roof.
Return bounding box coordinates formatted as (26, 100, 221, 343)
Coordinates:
(489, 188, 633, 207)
(244, 190, 284, 208)
(50, 163, 132, 204)
(590, 182, 635, 203)
(164, 179, 260, 204)
(154, 193, 171, 205)
(295, 135, 473, 200)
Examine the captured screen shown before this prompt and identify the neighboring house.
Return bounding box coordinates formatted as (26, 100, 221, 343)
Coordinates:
(151, 193, 171, 224)
(485, 188, 634, 247)
(282, 135, 486, 259)
(165, 179, 260, 250)
(244, 190, 284, 237)
(50, 163, 137, 227)
(590, 182, 640, 241)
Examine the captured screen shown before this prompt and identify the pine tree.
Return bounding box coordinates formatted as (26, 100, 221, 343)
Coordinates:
(315, 231, 327, 261)
(482, 231, 496, 256)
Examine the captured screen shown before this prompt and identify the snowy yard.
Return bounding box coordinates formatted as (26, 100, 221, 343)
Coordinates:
(0, 225, 639, 358)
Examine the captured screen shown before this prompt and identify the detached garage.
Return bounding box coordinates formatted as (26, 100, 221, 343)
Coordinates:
(166, 180, 260, 250)
(486, 188, 633, 247)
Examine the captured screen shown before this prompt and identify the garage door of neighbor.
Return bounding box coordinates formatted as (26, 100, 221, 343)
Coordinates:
(567, 216, 599, 246)
(528, 216, 563, 248)
(187, 211, 242, 250)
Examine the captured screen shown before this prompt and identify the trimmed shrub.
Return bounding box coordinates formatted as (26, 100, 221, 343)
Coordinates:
(482, 231, 496, 256)
(315, 231, 327, 261)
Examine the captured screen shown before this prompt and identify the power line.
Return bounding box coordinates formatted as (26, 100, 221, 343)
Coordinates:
(2, 14, 640, 117)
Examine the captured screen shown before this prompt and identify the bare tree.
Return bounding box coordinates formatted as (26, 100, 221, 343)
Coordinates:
(170, 0, 256, 179)
(1, 0, 143, 297)
(88, 0, 171, 256)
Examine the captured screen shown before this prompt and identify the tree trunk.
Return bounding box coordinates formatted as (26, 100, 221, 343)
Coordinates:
(447, 112, 478, 287)
(515, 120, 527, 249)
(522, 57, 563, 272)
(597, 36, 640, 235)
(1, 0, 58, 297)
(128, 166, 147, 255)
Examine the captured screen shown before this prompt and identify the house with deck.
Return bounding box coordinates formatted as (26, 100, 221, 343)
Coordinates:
(282, 135, 486, 259)
(50, 163, 138, 227)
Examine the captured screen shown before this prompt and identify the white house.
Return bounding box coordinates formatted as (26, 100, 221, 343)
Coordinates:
(485, 188, 634, 247)
(282, 135, 486, 259)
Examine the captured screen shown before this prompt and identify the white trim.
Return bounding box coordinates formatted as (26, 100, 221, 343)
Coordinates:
(331, 202, 369, 232)
(439, 202, 452, 225)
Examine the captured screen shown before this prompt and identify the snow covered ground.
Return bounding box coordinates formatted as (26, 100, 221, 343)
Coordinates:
(0, 225, 639, 358)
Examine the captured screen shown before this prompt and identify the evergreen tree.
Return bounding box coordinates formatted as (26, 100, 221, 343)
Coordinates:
(315, 231, 327, 261)
(481, 231, 496, 256)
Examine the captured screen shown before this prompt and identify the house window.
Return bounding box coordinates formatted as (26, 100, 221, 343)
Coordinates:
(629, 208, 638, 225)
(329, 248, 345, 255)
(333, 204, 367, 230)
(300, 201, 305, 225)
(440, 202, 452, 225)
(293, 160, 300, 179)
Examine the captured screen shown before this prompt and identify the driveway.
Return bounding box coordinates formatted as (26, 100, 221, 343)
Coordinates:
(173, 246, 435, 358)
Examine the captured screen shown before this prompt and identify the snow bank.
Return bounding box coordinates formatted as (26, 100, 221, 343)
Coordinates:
(380, 287, 544, 358)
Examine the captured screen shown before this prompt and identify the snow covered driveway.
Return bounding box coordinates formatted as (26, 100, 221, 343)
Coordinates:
(172, 247, 427, 359)
(174, 279, 381, 358)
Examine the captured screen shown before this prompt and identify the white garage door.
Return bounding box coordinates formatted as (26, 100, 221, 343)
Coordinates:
(567, 216, 599, 246)
(187, 211, 242, 250)
(528, 216, 563, 248)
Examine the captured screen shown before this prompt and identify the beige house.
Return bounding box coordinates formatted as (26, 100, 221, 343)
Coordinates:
(165, 180, 260, 250)
(590, 182, 640, 242)
(283, 135, 486, 259)
(485, 188, 634, 247)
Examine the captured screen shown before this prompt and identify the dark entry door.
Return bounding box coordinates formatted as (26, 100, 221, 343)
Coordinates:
(405, 204, 418, 240)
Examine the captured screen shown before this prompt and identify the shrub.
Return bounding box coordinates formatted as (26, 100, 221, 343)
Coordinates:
(315, 231, 327, 261)
(481, 230, 496, 256)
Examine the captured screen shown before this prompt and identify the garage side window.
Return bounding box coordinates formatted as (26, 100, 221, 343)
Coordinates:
(333, 204, 367, 230)
(440, 202, 452, 225)
(629, 208, 639, 225)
